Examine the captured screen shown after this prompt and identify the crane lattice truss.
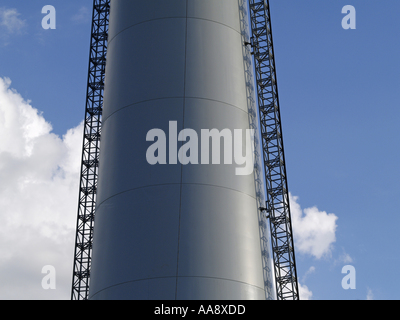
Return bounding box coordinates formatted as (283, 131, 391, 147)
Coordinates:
(71, 0, 299, 300)
(249, 0, 299, 300)
(71, 0, 110, 301)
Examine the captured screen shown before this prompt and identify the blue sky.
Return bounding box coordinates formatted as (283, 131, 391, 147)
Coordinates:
(0, 1, 399, 300)
(271, 0, 400, 299)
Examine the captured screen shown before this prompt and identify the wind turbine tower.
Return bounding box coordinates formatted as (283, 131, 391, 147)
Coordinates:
(71, 0, 299, 301)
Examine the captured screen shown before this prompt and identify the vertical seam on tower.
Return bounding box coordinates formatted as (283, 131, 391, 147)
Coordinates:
(175, 0, 189, 300)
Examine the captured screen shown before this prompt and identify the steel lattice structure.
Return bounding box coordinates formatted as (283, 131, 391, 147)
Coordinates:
(71, 0, 110, 300)
(248, 0, 299, 300)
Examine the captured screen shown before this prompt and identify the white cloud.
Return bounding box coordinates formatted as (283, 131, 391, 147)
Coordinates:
(299, 282, 313, 300)
(338, 251, 353, 264)
(0, 8, 26, 34)
(290, 193, 338, 259)
(0, 77, 82, 299)
(298, 267, 315, 300)
(366, 288, 373, 300)
(301, 266, 316, 283)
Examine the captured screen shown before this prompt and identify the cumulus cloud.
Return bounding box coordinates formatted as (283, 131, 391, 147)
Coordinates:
(290, 193, 338, 259)
(366, 288, 373, 300)
(0, 8, 26, 34)
(0, 77, 82, 299)
(297, 267, 316, 300)
(301, 266, 316, 283)
(299, 282, 313, 300)
(336, 250, 353, 265)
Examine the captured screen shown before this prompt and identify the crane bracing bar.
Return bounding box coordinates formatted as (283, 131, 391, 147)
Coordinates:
(248, 0, 300, 300)
(71, 0, 110, 300)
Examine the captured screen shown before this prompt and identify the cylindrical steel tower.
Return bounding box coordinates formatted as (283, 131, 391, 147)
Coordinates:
(89, 0, 273, 300)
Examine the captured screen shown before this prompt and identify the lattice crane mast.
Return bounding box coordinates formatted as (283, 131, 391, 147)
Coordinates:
(71, 0, 110, 300)
(71, 0, 299, 300)
(248, 0, 299, 300)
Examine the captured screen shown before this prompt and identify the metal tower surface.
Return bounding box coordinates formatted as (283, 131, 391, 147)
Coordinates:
(248, 0, 300, 300)
(71, 0, 110, 301)
(88, 0, 271, 300)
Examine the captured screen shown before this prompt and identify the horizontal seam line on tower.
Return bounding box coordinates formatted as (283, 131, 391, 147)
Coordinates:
(96, 182, 257, 210)
(102, 96, 249, 125)
(108, 16, 241, 46)
(89, 275, 265, 300)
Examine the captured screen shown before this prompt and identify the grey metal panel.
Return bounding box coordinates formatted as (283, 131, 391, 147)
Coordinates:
(91, 278, 178, 300)
(97, 98, 256, 206)
(91, 277, 265, 300)
(185, 18, 248, 112)
(187, 0, 242, 38)
(89, 186, 181, 298)
(108, 0, 187, 43)
(176, 277, 265, 300)
(95, 99, 184, 204)
(89, 0, 272, 300)
(103, 18, 187, 119)
(177, 184, 264, 285)
(182, 98, 256, 197)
